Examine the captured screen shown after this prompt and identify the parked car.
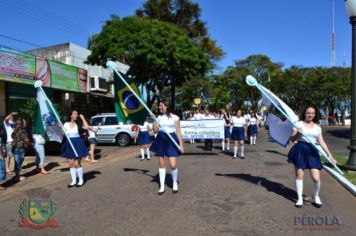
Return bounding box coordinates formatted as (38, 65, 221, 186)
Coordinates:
(90, 113, 139, 147)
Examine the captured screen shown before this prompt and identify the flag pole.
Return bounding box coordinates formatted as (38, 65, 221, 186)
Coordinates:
(246, 75, 344, 175)
(106, 61, 181, 151)
(34, 81, 79, 157)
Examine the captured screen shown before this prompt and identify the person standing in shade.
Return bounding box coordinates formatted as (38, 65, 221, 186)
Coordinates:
(221, 109, 231, 151)
(85, 122, 101, 163)
(230, 110, 247, 159)
(3, 112, 16, 175)
(288, 106, 337, 208)
(134, 118, 152, 161)
(12, 119, 31, 181)
(33, 133, 48, 174)
(150, 101, 184, 195)
(248, 111, 259, 145)
(61, 111, 89, 188)
(0, 127, 6, 190)
(187, 113, 195, 144)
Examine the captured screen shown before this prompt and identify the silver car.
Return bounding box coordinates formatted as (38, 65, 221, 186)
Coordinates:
(90, 113, 138, 147)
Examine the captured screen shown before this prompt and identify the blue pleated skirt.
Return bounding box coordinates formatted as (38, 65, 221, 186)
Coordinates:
(61, 137, 89, 159)
(231, 127, 245, 141)
(287, 142, 323, 170)
(150, 131, 180, 157)
(248, 124, 258, 135)
(137, 131, 152, 145)
(224, 127, 231, 139)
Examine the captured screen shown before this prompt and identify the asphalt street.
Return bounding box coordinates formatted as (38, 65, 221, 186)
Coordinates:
(0, 127, 355, 236)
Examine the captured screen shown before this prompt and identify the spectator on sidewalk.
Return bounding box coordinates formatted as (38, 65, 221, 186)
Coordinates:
(3, 112, 16, 175)
(0, 126, 6, 190)
(85, 122, 101, 163)
(33, 134, 48, 175)
(12, 118, 32, 181)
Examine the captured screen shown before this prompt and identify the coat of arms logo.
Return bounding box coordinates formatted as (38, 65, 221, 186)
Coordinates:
(19, 188, 59, 229)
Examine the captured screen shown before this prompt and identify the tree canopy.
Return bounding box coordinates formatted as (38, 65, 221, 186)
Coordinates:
(87, 16, 209, 108)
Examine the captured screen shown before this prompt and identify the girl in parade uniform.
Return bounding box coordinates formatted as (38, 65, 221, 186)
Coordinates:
(61, 111, 89, 188)
(134, 118, 152, 161)
(288, 106, 337, 208)
(231, 110, 247, 159)
(150, 101, 184, 195)
(248, 111, 259, 145)
(221, 109, 231, 151)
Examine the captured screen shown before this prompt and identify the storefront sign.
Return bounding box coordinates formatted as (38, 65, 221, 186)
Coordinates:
(0, 46, 36, 84)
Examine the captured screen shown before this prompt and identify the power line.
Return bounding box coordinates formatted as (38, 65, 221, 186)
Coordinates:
(2, 0, 90, 39)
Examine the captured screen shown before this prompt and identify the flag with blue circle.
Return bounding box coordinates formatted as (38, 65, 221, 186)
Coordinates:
(114, 72, 149, 125)
(33, 89, 63, 142)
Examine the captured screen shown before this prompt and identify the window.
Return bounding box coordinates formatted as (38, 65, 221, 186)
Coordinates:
(90, 117, 103, 126)
(104, 117, 118, 125)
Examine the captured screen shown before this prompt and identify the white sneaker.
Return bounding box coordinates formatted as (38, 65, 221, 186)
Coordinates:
(295, 199, 303, 208)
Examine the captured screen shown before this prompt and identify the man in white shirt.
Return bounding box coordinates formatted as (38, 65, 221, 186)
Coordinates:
(3, 112, 17, 174)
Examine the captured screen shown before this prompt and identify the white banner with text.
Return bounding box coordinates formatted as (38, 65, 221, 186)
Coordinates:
(180, 119, 224, 140)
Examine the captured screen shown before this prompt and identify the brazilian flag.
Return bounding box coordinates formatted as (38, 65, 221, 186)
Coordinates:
(114, 72, 149, 125)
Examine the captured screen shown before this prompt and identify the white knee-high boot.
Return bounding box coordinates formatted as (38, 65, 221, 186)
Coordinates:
(313, 181, 322, 205)
(240, 145, 245, 157)
(77, 167, 84, 186)
(146, 148, 150, 159)
(222, 141, 225, 151)
(171, 168, 178, 192)
(233, 146, 238, 158)
(296, 179, 303, 206)
(69, 168, 77, 186)
(140, 149, 145, 160)
(159, 168, 166, 193)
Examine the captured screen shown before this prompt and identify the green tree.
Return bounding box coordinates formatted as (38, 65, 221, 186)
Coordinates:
(136, 0, 224, 66)
(87, 16, 209, 109)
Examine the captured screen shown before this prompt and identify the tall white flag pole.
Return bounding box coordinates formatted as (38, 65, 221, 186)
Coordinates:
(246, 75, 344, 175)
(106, 61, 181, 151)
(34, 81, 79, 157)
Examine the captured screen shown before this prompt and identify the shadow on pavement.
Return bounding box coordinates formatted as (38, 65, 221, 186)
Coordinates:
(215, 173, 296, 202)
(84, 170, 102, 183)
(183, 152, 218, 156)
(123, 167, 173, 188)
(265, 149, 288, 158)
(326, 129, 351, 139)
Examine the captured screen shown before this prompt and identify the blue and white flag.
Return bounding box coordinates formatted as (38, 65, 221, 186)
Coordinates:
(246, 75, 343, 175)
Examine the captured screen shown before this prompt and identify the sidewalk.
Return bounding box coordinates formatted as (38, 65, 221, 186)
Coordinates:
(0, 145, 138, 201)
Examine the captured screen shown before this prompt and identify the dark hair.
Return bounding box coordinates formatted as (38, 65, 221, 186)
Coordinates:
(160, 100, 171, 118)
(68, 110, 78, 122)
(250, 112, 257, 118)
(300, 106, 320, 124)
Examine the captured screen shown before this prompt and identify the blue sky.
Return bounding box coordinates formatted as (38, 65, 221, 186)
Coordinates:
(0, 0, 351, 72)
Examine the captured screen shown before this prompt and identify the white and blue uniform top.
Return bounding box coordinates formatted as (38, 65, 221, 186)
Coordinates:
(157, 114, 180, 133)
(294, 121, 321, 143)
(63, 122, 80, 138)
(232, 116, 246, 127)
(248, 117, 258, 126)
(139, 121, 150, 132)
(88, 129, 96, 139)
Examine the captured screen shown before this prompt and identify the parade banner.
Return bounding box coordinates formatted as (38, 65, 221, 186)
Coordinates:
(180, 119, 225, 140)
(0, 46, 36, 84)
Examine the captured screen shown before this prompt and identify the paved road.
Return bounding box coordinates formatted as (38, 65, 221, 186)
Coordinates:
(0, 127, 355, 236)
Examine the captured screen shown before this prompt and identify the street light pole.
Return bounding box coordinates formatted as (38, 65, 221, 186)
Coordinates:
(345, 0, 356, 170)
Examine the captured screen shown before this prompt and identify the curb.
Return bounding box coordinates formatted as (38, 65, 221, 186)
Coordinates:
(323, 164, 356, 196)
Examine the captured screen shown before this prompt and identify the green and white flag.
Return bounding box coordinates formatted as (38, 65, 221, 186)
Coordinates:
(33, 89, 63, 143)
